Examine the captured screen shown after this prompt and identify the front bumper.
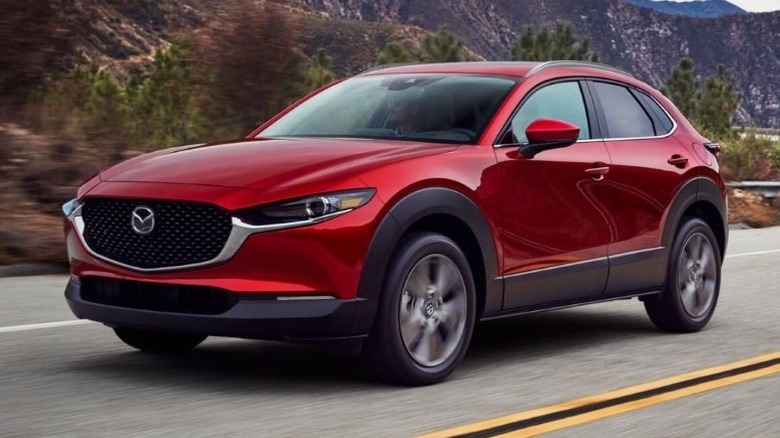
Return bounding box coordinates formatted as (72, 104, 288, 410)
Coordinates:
(63, 182, 385, 300)
(65, 277, 368, 341)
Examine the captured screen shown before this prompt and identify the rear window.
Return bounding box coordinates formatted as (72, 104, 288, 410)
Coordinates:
(592, 81, 655, 139)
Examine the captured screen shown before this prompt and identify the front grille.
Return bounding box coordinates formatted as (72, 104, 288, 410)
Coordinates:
(80, 276, 238, 315)
(81, 198, 232, 269)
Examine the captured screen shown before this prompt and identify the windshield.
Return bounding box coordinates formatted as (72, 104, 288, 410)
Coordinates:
(258, 74, 517, 144)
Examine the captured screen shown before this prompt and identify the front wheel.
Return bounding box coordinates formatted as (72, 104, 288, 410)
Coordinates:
(114, 327, 207, 353)
(363, 232, 476, 386)
(645, 217, 721, 332)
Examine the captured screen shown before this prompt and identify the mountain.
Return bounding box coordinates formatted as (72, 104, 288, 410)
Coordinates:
(624, 0, 746, 18)
(50, 0, 780, 128)
(47, 0, 438, 79)
(293, 0, 780, 128)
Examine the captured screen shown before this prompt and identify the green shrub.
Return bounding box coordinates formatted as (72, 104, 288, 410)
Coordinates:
(720, 134, 780, 181)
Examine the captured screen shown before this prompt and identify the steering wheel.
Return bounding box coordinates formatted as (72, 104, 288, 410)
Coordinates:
(447, 128, 477, 139)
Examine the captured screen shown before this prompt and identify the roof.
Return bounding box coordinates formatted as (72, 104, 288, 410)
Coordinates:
(360, 61, 634, 80)
(360, 62, 539, 78)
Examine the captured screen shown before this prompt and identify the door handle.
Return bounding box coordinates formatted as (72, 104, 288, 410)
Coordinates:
(667, 155, 688, 168)
(585, 166, 610, 181)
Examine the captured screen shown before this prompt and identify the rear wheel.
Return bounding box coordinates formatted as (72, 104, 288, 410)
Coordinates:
(645, 217, 721, 332)
(114, 327, 207, 353)
(363, 232, 476, 385)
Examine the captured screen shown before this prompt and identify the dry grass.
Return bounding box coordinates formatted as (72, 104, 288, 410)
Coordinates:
(0, 123, 112, 265)
(727, 188, 780, 228)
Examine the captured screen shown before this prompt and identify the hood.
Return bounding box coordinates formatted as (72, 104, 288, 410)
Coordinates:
(100, 137, 457, 191)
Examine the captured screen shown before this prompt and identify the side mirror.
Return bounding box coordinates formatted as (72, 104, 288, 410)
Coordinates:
(518, 118, 580, 158)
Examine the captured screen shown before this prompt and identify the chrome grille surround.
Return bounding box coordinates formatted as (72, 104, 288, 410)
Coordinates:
(80, 198, 232, 269)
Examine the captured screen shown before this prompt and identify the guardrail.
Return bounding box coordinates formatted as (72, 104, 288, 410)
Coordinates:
(734, 127, 780, 141)
(727, 181, 780, 199)
(734, 127, 780, 135)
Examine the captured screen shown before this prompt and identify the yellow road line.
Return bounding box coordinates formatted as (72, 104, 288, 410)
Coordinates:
(495, 364, 780, 437)
(418, 351, 780, 438)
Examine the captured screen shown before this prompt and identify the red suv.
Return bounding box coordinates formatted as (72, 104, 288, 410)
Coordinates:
(63, 61, 727, 385)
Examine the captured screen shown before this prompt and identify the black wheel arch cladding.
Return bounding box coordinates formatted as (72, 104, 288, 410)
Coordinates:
(352, 187, 501, 334)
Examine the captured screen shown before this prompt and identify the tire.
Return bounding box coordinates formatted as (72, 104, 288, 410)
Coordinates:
(645, 217, 721, 332)
(363, 232, 476, 386)
(114, 327, 207, 353)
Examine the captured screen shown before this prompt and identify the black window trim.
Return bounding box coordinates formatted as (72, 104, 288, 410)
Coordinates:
(632, 88, 675, 136)
(493, 77, 601, 147)
(580, 79, 603, 140)
(584, 78, 678, 142)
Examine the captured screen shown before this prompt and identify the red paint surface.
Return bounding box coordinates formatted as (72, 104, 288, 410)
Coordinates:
(525, 118, 580, 144)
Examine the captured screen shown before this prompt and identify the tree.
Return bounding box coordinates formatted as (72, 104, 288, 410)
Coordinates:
(306, 47, 335, 90)
(82, 66, 129, 155)
(32, 66, 96, 133)
(422, 26, 466, 62)
(31, 40, 210, 155)
(31, 64, 132, 158)
(376, 41, 416, 65)
(661, 59, 741, 139)
(511, 21, 598, 62)
(696, 64, 741, 139)
(129, 39, 201, 148)
(661, 58, 698, 119)
(192, 1, 307, 133)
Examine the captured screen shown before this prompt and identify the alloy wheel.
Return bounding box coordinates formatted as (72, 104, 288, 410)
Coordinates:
(678, 232, 717, 318)
(398, 254, 468, 367)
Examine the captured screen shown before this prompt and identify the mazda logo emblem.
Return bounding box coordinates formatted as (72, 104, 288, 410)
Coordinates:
(131, 206, 155, 235)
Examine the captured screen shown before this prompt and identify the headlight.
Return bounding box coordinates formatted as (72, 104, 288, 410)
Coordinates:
(62, 198, 83, 217)
(235, 189, 375, 226)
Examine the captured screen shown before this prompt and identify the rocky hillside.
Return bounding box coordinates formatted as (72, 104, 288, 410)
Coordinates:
(48, 0, 438, 78)
(49, 0, 211, 79)
(49, 0, 780, 127)
(293, 0, 780, 127)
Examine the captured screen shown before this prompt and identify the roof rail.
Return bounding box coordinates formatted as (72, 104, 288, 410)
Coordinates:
(526, 60, 634, 78)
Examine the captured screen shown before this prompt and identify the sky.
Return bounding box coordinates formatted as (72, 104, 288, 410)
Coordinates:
(655, 0, 780, 12)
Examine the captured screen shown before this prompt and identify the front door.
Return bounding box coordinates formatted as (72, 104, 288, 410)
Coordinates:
(496, 80, 612, 309)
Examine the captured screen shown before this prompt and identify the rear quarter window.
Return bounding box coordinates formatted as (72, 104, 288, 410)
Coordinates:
(636, 91, 675, 135)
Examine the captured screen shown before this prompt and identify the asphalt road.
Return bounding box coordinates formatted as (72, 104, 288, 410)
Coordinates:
(2, 227, 780, 437)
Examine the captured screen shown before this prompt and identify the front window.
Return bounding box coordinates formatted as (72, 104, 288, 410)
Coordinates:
(258, 74, 517, 144)
(510, 81, 591, 143)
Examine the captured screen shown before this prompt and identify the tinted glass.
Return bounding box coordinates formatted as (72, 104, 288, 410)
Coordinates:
(592, 82, 655, 138)
(510, 81, 590, 143)
(637, 91, 674, 135)
(259, 74, 517, 144)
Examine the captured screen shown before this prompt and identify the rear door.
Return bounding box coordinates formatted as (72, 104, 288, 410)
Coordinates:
(585, 80, 692, 296)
